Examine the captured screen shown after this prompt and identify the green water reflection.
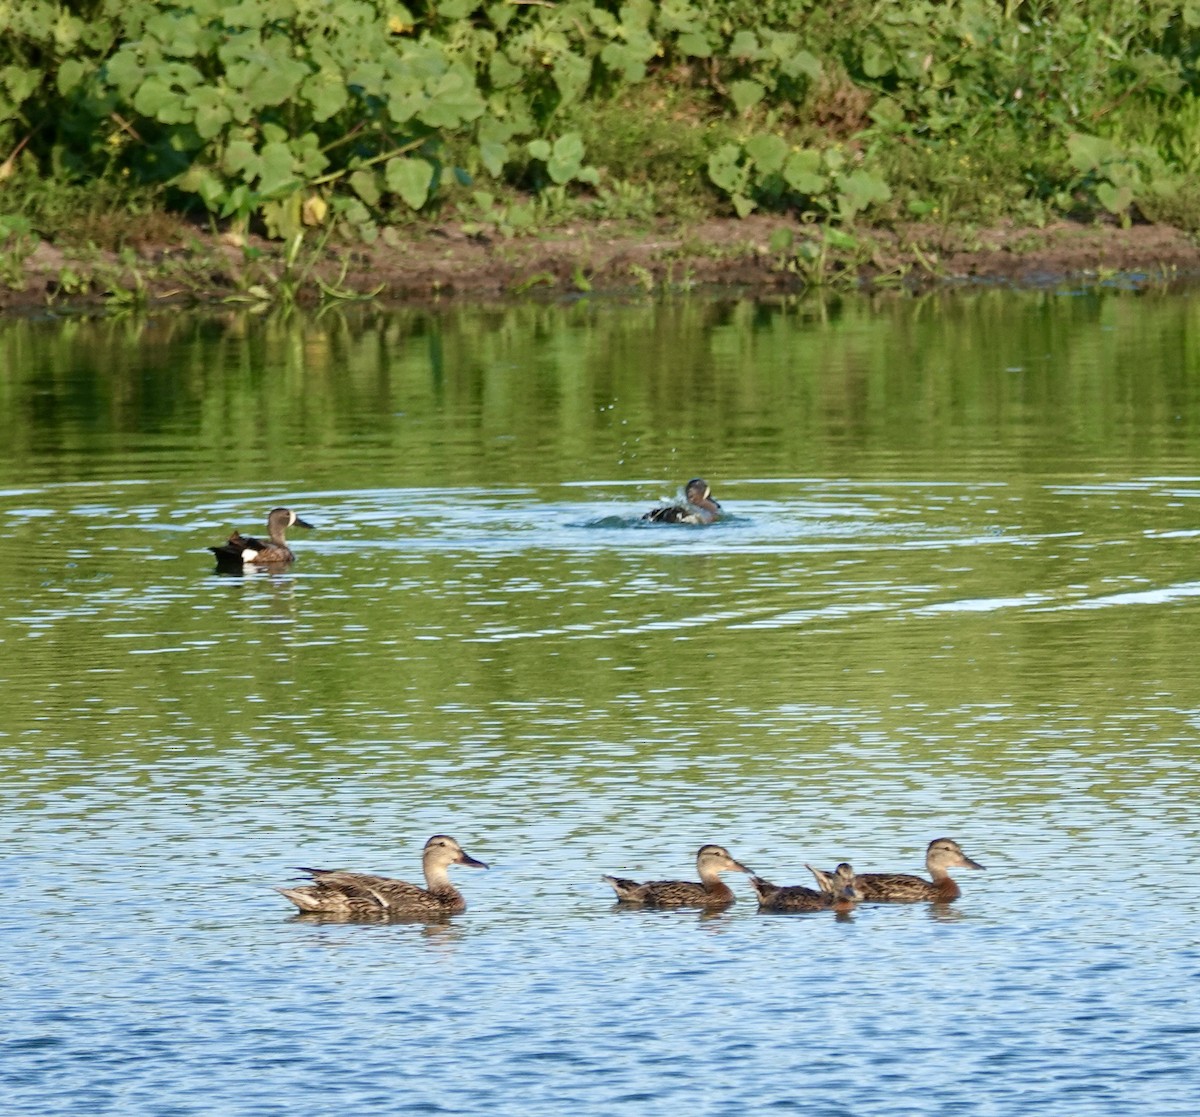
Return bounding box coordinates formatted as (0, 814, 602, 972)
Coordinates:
(4, 289, 1200, 488)
(2, 290, 1200, 828)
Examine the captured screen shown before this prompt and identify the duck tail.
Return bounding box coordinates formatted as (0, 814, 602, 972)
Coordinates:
(275, 886, 322, 912)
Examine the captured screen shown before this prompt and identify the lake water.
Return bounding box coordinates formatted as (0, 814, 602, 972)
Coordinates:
(2, 290, 1199, 1115)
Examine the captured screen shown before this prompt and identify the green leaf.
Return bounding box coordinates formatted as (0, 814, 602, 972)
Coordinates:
(489, 53, 523, 89)
(350, 170, 381, 206)
(547, 132, 585, 184)
(707, 144, 745, 194)
(386, 156, 435, 210)
(305, 72, 348, 122)
(527, 139, 552, 161)
(836, 169, 891, 218)
(729, 31, 760, 58)
(677, 32, 712, 58)
(552, 53, 591, 107)
(783, 149, 826, 194)
(257, 141, 297, 196)
(132, 77, 174, 118)
(56, 58, 86, 96)
(730, 80, 765, 115)
(1096, 182, 1133, 215)
(745, 134, 788, 175)
(190, 87, 231, 140)
(479, 140, 508, 177)
(733, 194, 756, 218)
(1067, 132, 1122, 173)
(768, 227, 794, 253)
(223, 139, 257, 176)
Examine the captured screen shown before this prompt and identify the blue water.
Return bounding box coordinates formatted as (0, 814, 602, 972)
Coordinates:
(2, 295, 1200, 1115)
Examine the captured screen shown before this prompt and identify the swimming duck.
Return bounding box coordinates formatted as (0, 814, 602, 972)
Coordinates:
(209, 507, 313, 568)
(642, 478, 722, 524)
(275, 834, 487, 917)
(752, 862, 861, 913)
(602, 844, 751, 908)
(809, 838, 984, 903)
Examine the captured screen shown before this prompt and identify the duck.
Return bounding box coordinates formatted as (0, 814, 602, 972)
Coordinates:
(752, 862, 861, 913)
(642, 478, 722, 524)
(209, 507, 313, 568)
(602, 844, 751, 908)
(275, 834, 487, 917)
(808, 838, 984, 903)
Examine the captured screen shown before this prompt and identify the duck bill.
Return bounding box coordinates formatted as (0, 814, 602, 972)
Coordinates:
(458, 853, 488, 870)
(732, 860, 753, 875)
(961, 856, 985, 871)
(293, 517, 314, 530)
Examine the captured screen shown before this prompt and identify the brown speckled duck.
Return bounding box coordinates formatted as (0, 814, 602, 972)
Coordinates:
(642, 478, 722, 524)
(275, 834, 487, 917)
(603, 844, 751, 908)
(752, 862, 861, 913)
(210, 507, 313, 569)
(809, 838, 984, 903)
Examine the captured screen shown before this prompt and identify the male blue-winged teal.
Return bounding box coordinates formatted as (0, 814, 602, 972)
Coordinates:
(602, 844, 751, 908)
(809, 838, 984, 903)
(275, 834, 487, 917)
(752, 862, 861, 913)
(209, 507, 313, 568)
(642, 478, 722, 524)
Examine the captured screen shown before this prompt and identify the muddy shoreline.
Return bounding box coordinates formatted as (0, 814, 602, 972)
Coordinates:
(3, 216, 1199, 313)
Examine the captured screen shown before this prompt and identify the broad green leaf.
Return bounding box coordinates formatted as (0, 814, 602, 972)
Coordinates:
(223, 138, 258, 176)
(552, 53, 591, 107)
(304, 72, 348, 122)
(386, 155, 434, 209)
(783, 149, 826, 194)
(350, 169, 381, 206)
(677, 32, 712, 58)
(133, 77, 177, 119)
(56, 58, 86, 96)
(1067, 132, 1122, 172)
(527, 139, 552, 161)
(600, 43, 649, 83)
(729, 31, 760, 58)
(257, 141, 297, 196)
(836, 169, 891, 218)
(547, 132, 585, 184)
(745, 133, 788, 175)
(707, 143, 744, 193)
(190, 87, 231, 140)
(479, 140, 508, 177)
(730, 80, 765, 115)
(103, 51, 144, 97)
(1096, 182, 1133, 214)
(418, 69, 484, 127)
(489, 54, 523, 89)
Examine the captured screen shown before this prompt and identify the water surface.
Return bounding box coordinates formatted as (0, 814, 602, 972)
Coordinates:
(2, 291, 1199, 1115)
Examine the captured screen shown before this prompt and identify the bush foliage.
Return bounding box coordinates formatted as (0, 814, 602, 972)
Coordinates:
(3, 0, 1200, 239)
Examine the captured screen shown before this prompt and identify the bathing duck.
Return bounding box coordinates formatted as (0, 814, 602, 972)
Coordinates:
(209, 507, 312, 568)
(752, 862, 861, 913)
(642, 478, 722, 524)
(275, 834, 487, 917)
(809, 838, 983, 903)
(602, 844, 751, 908)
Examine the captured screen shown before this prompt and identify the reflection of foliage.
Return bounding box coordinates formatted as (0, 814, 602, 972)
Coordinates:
(3, 0, 1200, 236)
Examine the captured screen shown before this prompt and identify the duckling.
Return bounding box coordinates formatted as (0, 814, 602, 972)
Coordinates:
(752, 862, 860, 913)
(603, 844, 751, 908)
(642, 478, 722, 524)
(809, 838, 983, 903)
(275, 834, 487, 917)
(210, 507, 313, 569)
